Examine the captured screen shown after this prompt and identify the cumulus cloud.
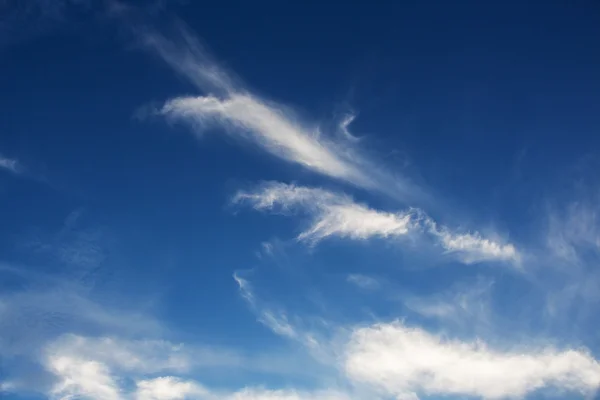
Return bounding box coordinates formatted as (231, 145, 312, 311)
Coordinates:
(36, 333, 351, 400)
(234, 182, 520, 265)
(344, 321, 600, 399)
(47, 355, 122, 400)
(138, 24, 423, 201)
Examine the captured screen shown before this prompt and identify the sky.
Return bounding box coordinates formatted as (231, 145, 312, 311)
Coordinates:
(1, 0, 600, 399)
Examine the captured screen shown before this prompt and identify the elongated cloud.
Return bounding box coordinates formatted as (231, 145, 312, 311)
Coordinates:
(234, 182, 519, 264)
(139, 25, 421, 201)
(46, 334, 192, 375)
(345, 322, 600, 399)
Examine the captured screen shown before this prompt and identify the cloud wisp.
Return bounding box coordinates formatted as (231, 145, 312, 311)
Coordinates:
(234, 182, 520, 265)
(135, 24, 422, 202)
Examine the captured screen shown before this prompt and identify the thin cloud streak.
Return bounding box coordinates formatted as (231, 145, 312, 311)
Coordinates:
(234, 182, 520, 265)
(136, 23, 423, 202)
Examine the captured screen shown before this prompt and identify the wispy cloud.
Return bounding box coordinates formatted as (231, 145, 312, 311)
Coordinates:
(344, 321, 600, 400)
(346, 274, 380, 290)
(234, 182, 520, 265)
(403, 277, 494, 330)
(0, 155, 20, 174)
(135, 24, 423, 202)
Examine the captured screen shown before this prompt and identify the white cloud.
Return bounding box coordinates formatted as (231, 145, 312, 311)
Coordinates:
(428, 224, 520, 265)
(232, 272, 329, 363)
(139, 25, 424, 201)
(136, 378, 351, 400)
(233, 182, 413, 244)
(135, 377, 208, 400)
(234, 182, 520, 264)
(344, 321, 600, 399)
(47, 354, 123, 400)
(40, 334, 352, 400)
(0, 155, 20, 174)
(41, 332, 348, 400)
(346, 274, 380, 290)
(159, 95, 371, 189)
(224, 387, 351, 400)
(46, 334, 191, 375)
(233, 272, 302, 342)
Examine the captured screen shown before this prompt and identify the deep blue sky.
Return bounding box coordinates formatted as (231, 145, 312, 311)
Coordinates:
(1, 1, 600, 399)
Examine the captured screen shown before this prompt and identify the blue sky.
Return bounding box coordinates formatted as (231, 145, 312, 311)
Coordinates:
(1, 0, 600, 399)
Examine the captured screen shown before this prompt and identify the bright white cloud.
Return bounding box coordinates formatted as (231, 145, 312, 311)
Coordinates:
(344, 321, 600, 399)
(234, 182, 413, 244)
(135, 377, 208, 400)
(235, 182, 519, 264)
(428, 223, 520, 264)
(47, 354, 123, 400)
(139, 25, 425, 201)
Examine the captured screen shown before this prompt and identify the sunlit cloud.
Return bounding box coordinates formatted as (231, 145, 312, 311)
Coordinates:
(136, 24, 422, 202)
(234, 182, 520, 265)
(345, 321, 600, 400)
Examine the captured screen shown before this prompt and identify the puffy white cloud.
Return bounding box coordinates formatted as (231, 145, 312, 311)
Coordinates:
(344, 321, 600, 399)
(235, 182, 519, 264)
(47, 355, 123, 400)
(41, 332, 349, 400)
